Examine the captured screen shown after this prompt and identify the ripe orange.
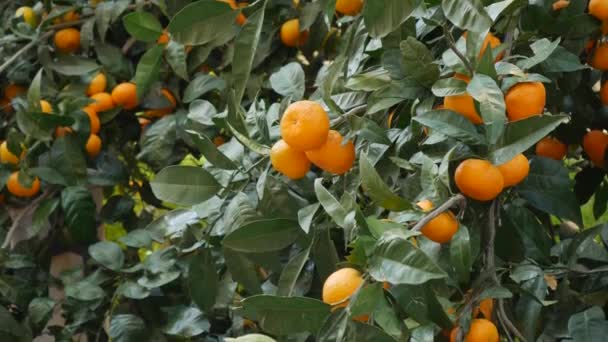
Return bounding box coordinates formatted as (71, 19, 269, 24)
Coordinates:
(87, 73, 107, 96)
(213, 136, 226, 147)
(53, 10, 80, 24)
(88, 92, 115, 112)
(306, 130, 356, 175)
(497, 153, 529, 187)
(416, 200, 459, 243)
(83, 107, 100, 134)
(218, 0, 247, 25)
(55, 126, 73, 138)
(54, 28, 81, 54)
(552, 0, 570, 11)
(86, 134, 102, 158)
(111, 82, 138, 110)
(157, 29, 170, 44)
(444, 94, 483, 125)
(270, 140, 311, 179)
(0, 98, 12, 113)
(0, 141, 24, 165)
(473, 298, 494, 319)
(464, 319, 499, 342)
(590, 42, 608, 70)
(463, 32, 503, 60)
(601, 81, 608, 105)
(280, 100, 330, 151)
(4, 84, 26, 100)
(280, 19, 309, 47)
(455, 159, 504, 201)
(505, 82, 546, 121)
(7, 172, 40, 198)
(323, 268, 363, 306)
(536, 136, 567, 160)
(589, 0, 608, 20)
(144, 88, 176, 117)
(40, 100, 52, 113)
(583, 130, 608, 167)
(335, 0, 363, 16)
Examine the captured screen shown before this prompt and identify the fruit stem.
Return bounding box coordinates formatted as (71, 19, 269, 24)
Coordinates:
(411, 194, 465, 232)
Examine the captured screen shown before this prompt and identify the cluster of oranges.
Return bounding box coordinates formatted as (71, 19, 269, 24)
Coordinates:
(271, 101, 355, 179)
(280, 0, 364, 47)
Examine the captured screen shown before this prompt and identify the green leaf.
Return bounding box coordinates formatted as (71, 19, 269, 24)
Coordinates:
(363, 0, 421, 38)
(27, 69, 42, 105)
(350, 283, 383, 317)
(277, 244, 312, 296)
(227, 123, 270, 155)
(400, 37, 439, 87)
(269, 62, 305, 101)
(134, 45, 164, 101)
(189, 249, 218, 311)
(360, 154, 411, 211)
(116, 281, 151, 299)
(517, 157, 583, 226)
(346, 69, 391, 91)
(186, 130, 237, 170)
(61, 186, 97, 243)
(441, 0, 492, 32)
(122, 11, 163, 42)
(298, 203, 320, 234)
(95, 42, 133, 80)
(541, 45, 585, 72)
(167, 0, 238, 46)
(242, 295, 331, 335)
(314, 179, 350, 228)
(188, 100, 218, 125)
(49, 136, 88, 184)
(517, 38, 561, 70)
(232, 2, 267, 102)
(223, 247, 262, 294)
(503, 205, 552, 263)
(467, 74, 506, 144)
(65, 280, 105, 301)
(183, 74, 226, 103)
(369, 231, 447, 285)
(151, 165, 221, 206)
(49, 55, 99, 76)
(568, 306, 608, 341)
(88, 241, 125, 271)
(27, 297, 55, 330)
(109, 315, 146, 342)
(166, 40, 189, 80)
(223, 218, 300, 253)
(162, 306, 210, 337)
(431, 77, 467, 97)
(450, 225, 471, 285)
(488, 114, 569, 165)
(119, 229, 152, 248)
(413, 110, 485, 145)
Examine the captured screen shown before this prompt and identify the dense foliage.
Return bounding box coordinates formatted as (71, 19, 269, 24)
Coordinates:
(1, 0, 608, 341)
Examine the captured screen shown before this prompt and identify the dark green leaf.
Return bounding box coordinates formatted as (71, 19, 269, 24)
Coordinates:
(166, 40, 189, 80)
(186, 130, 237, 170)
(122, 11, 163, 42)
(269, 62, 305, 100)
(134, 45, 164, 101)
(109, 314, 146, 342)
(49, 55, 99, 76)
(162, 306, 210, 337)
(167, 1, 238, 45)
(413, 110, 485, 145)
(450, 225, 471, 285)
(467, 74, 506, 144)
(363, 0, 421, 38)
(61, 186, 97, 243)
(223, 218, 300, 253)
(89, 241, 124, 271)
(183, 74, 226, 103)
(360, 154, 411, 211)
(151, 165, 221, 206)
(568, 306, 608, 342)
(441, 0, 492, 32)
(277, 244, 312, 296)
(189, 249, 218, 311)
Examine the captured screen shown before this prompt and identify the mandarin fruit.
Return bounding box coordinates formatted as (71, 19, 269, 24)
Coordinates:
(536, 137, 567, 160)
(417, 200, 459, 243)
(583, 130, 608, 167)
(88, 92, 115, 112)
(280, 19, 309, 47)
(54, 28, 81, 53)
(305, 130, 355, 175)
(280, 100, 330, 151)
(336, 0, 363, 16)
(455, 159, 504, 201)
(111, 82, 138, 110)
(86, 134, 102, 158)
(87, 73, 107, 96)
(505, 82, 546, 121)
(270, 140, 311, 179)
(497, 153, 529, 187)
(7, 172, 40, 198)
(144, 88, 176, 118)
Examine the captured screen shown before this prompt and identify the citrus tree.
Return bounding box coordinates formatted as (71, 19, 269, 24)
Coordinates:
(1, 0, 608, 341)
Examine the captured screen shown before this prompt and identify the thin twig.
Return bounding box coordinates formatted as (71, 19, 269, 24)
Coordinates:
(121, 37, 137, 55)
(1, 189, 56, 249)
(444, 24, 475, 75)
(0, 31, 53, 75)
(411, 194, 466, 232)
(498, 299, 526, 341)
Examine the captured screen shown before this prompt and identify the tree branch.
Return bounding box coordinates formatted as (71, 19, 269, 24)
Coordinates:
(0, 31, 53, 75)
(1, 189, 56, 249)
(443, 25, 475, 75)
(412, 194, 466, 232)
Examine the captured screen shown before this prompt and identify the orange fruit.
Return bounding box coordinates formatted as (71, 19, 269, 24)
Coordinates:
(416, 200, 459, 243)
(322, 267, 368, 321)
(40, 100, 52, 113)
(54, 28, 81, 54)
(4, 84, 26, 100)
(590, 42, 608, 70)
(86, 134, 102, 158)
(87, 73, 107, 96)
(463, 32, 503, 60)
(144, 88, 176, 118)
(157, 29, 170, 44)
(218, 0, 247, 25)
(583, 130, 608, 167)
(88, 92, 115, 112)
(53, 10, 80, 24)
(473, 298, 494, 319)
(111, 82, 138, 110)
(7, 172, 40, 198)
(590, 0, 608, 20)
(444, 94, 483, 125)
(270, 140, 311, 180)
(0, 98, 12, 113)
(305, 130, 356, 175)
(505, 82, 546, 121)
(455, 159, 504, 201)
(280, 100, 330, 151)
(552, 0, 570, 11)
(536, 137, 567, 160)
(55, 126, 73, 138)
(335, 0, 363, 16)
(464, 319, 499, 342)
(280, 19, 309, 47)
(0, 141, 24, 165)
(601, 80, 608, 105)
(497, 153, 530, 187)
(602, 20, 608, 35)
(213, 136, 226, 147)
(83, 107, 100, 134)
(139, 117, 151, 130)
